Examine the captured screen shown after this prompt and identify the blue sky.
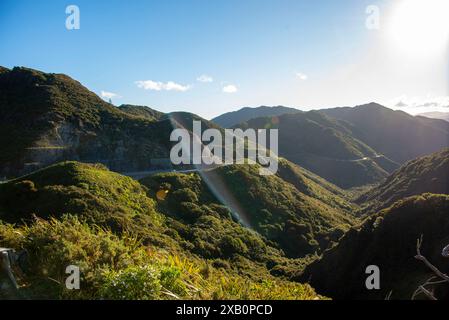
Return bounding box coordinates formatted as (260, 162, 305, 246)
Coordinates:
(1, 0, 448, 118)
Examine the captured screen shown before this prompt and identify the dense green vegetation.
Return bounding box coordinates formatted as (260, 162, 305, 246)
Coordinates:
(141, 162, 356, 259)
(118, 104, 164, 121)
(322, 103, 449, 164)
(0, 161, 325, 300)
(0, 214, 322, 300)
(2, 66, 449, 301)
(358, 148, 449, 213)
(277, 159, 356, 212)
(0, 162, 163, 231)
(236, 111, 396, 188)
(300, 194, 449, 300)
(0, 67, 217, 178)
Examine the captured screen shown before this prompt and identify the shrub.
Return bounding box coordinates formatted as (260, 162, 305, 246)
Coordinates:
(220, 235, 249, 258)
(172, 188, 198, 204)
(160, 266, 187, 296)
(0, 215, 147, 298)
(99, 265, 161, 300)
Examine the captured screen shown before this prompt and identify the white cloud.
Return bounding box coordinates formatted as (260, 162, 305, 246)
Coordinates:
(164, 81, 191, 92)
(387, 94, 449, 114)
(135, 80, 191, 92)
(101, 91, 121, 99)
(296, 72, 308, 81)
(197, 74, 213, 83)
(222, 84, 238, 93)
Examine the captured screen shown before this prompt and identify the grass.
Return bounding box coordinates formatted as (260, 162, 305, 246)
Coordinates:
(0, 160, 327, 300)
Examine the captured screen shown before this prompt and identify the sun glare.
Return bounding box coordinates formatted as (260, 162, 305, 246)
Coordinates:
(387, 0, 449, 58)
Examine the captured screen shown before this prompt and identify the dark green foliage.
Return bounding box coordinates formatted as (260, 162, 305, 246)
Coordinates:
(300, 194, 449, 300)
(277, 159, 356, 212)
(235, 110, 395, 188)
(0, 67, 218, 178)
(322, 103, 449, 164)
(0, 162, 162, 232)
(4, 66, 448, 300)
(210, 164, 356, 256)
(0, 161, 324, 300)
(141, 169, 275, 263)
(358, 148, 449, 213)
(118, 104, 164, 121)
(141, 163, 356, 259)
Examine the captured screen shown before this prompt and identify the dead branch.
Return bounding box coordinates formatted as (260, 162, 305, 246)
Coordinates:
(416, 286, 437, 300)
(415, 236, 449, 282)
(412, 236, 449, 300)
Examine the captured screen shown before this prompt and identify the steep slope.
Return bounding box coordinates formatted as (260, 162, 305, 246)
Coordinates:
(141, 162, 357, 259)
(0, 161, 323, 300)
(277, 159, 356, 212)
(357, 148, 449, 213)
(321, 103, 449, 164)
(212, 105, 301, 128)
(0, 67, 215, 178)
(0, 161, 162, 229)
(300, 194, 449, 300)
(0, 161, 279, 269)
(237, 111, 397, 188)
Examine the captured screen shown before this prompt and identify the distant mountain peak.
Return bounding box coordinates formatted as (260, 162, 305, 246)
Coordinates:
(212, 105, 301, 127)
(356, 102, 387, 109)
(321, 103, 449, 163)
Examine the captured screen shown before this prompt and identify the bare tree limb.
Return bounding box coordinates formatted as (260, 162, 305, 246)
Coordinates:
(415, 236, 449, 282)
(412, 236, 449, 300)
(416, 286, 437, 300)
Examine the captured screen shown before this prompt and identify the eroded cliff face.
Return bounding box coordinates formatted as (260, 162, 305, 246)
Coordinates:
(6, 119, 175, 178)
(0, 67, 177, 178)
(0, 67, 218, 179)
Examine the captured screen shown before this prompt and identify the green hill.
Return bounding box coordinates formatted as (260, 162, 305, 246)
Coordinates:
(358, 148, 449, 213)
(118, 104, 164, 121)
(0, 161, 162, 229)
(277, 159, 356, 212)
(322, 103, 449, 164)
(236, 111, 397, 188)
(0, 67, 217, 178)
(211, 105, 301, 128)
(141, 161, 357, 258)
(299, 193, 449, 300)
(0, 161, 324, 300)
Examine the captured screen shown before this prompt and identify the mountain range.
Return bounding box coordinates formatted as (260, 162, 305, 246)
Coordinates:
(212, 105, 301, 128)
(0, 67, 219, 178)
(1, 65, 448, 300)
(418, 111, 449, 122)
(321, 104, 449, 164)
(234, 110, 398, 188)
